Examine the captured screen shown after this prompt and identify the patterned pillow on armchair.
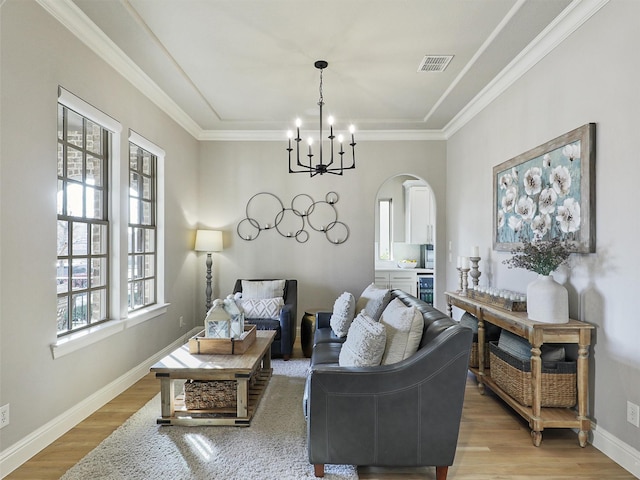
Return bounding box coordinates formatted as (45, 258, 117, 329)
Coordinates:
(238, 297, 284, 319)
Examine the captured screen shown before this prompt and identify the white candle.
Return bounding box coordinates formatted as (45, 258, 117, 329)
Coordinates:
(457, 256, 462, 268)
(461, 256, 470, 269)
(472, 246, 480, 257)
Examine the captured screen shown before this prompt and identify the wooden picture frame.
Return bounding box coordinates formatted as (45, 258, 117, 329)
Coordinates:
(493, 123, 596, 252)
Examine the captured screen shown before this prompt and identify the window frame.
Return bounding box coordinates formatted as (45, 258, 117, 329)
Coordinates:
(127, 130, 165, 315)
(128, 143, 157, 311)
(52, 88, 168, 359)
(57, 102, 111, 336)
(378, 198, 393, 261)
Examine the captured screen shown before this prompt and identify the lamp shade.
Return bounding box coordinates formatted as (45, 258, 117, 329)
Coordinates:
(195, 230, 223, 252)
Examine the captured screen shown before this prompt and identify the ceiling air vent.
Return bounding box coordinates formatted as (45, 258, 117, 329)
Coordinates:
(418, 55, 454, 72)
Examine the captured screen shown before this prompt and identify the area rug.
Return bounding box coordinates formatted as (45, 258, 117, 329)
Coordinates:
(61, 358, 358, 480)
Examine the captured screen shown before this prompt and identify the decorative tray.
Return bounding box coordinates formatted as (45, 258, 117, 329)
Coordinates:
(188, 325, 256, 355)
(467, 289, 527, 312)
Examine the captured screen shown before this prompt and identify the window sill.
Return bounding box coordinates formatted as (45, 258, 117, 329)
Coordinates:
(51, 303, 170, 359)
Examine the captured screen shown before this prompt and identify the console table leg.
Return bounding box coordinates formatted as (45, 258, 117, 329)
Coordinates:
(577, 334, 591, 447)
(477, 315, 486, 394)
(578, 429, 588, 447)
(531, 430, 543, 447)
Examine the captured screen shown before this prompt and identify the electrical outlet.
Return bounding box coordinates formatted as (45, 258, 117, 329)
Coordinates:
(0, 404, 9, 429)
(627, 401, 640, 427)
(179, 316, 185, 328)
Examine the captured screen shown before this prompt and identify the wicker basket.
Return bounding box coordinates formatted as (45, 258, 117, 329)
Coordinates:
(184, 380, 238, 409)
(460, 313, 501, 369)
(469, 337, 491, 369)
(489, 341, 576, 408)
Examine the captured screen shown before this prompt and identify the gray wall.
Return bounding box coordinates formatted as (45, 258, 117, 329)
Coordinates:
(2, 0, 639, 475)
(446, 0, 640, 453)
(0, 1, 199, 451)
(196, 140, 447, 321)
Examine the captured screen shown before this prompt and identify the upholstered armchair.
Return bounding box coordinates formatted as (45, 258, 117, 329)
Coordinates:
(233, 279, 297, 360)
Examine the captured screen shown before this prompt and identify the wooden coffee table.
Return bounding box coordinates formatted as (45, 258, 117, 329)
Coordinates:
(150, 330, 276, 426)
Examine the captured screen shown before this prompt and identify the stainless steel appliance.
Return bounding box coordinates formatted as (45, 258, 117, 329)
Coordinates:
(419, 244, 434, 269)
(418, 274, 434, 305)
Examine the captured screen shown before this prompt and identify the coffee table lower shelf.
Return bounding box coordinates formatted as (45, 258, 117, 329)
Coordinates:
(157, 368, 272, 427)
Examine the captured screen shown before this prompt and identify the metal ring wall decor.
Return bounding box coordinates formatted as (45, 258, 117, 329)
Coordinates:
(237, 191, 349, 244)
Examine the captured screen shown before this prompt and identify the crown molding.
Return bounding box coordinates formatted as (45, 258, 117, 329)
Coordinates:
(39, 0, 608, 144)
(36, 0, 203, 139)
(443, 0, 609, 139)
(197, 129, 446, 142)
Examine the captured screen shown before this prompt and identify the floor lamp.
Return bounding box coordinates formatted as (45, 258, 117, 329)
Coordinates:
(195, 229, 223, 314)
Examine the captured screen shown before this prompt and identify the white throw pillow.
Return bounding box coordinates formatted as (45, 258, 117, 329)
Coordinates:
(380, 298, 424, 365)
(238, 297, 284, 319)
(330, 292, 356, 337)
(241, 279, 286, 299)
(355, 283, 391, 321)
(339, 312, 387, 367)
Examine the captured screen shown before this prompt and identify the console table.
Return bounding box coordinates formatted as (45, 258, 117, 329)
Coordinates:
(445, 291, 594, 447)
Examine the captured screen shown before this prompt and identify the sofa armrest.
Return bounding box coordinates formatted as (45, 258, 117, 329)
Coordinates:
(315, 311, 332, 329)
(307, 325, 472, 468)
(278, 303, 295, 356)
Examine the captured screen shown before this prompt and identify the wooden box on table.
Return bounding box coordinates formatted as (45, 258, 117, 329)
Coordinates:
(188, 325, 256, 355)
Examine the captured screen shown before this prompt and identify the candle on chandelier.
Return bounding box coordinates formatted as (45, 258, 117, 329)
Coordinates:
(287, 130, 293, 149)
(307, 137, 313, 155)
(349, 124, 355, 144)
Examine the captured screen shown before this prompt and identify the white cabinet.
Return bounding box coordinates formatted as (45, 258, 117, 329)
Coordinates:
(404, 181, 434, 244)
(375, 270, 417, 296)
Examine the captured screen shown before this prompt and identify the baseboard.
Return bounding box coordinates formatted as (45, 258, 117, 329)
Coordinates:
(591, 422, 640, 478)
(0, 329, 200, 478)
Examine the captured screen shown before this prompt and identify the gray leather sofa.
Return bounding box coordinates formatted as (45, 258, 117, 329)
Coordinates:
(303, 289, 472, 479)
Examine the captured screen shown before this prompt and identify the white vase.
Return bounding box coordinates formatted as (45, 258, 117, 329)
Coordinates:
(526, 274, 569, 323)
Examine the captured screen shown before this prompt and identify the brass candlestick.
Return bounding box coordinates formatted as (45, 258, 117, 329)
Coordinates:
(469, 256, 481, 287)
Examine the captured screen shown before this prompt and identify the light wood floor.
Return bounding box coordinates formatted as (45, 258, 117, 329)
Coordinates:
(6, 344, 636, 480)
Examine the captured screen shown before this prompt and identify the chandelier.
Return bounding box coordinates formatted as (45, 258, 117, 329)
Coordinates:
(287, 60, 356, 176)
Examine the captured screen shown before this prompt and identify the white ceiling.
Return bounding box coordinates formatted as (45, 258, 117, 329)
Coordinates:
(58, 0, 579, 139)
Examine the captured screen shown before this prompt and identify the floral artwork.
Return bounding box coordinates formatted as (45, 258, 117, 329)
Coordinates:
(493, 124, 596, 253)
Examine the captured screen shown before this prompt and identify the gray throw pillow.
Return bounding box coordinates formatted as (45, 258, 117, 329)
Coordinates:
(355, 283, 391, 321)
(329, 292, 356, 337)
(338, 312, 387, 367)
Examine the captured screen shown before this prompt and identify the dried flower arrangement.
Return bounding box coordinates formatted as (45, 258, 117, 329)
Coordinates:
(503, 237, 571, 276)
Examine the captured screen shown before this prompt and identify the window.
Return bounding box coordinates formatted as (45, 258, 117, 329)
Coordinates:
(378, 198, 392, 260)
(57, 104, 110, 335)
(53, 88, 167, 357)
(128, 142, 157, 311)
